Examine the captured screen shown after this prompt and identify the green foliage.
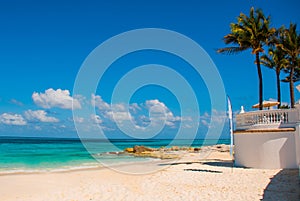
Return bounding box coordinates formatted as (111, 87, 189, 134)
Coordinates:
(218, 7, 275, 110)
(218, 7, 300, 109)
(279, 105, 290, 109)
(260, 48, 288, 72)
(276, 23, 300, 108)
(260, 45, 289, 108)
(217, 7, 275, 55)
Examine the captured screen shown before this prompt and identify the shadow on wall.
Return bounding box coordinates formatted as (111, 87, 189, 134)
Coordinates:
(279, 137, 297, 168)
(262, 169, 300, 201)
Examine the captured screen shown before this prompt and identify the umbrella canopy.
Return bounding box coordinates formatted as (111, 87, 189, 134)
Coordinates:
(252, 101, 280, 109)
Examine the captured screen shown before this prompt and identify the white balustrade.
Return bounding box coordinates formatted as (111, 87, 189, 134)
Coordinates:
(236, 108, 300, 130)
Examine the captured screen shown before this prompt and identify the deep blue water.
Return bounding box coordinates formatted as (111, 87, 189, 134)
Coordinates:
(0, 137, 229, 172)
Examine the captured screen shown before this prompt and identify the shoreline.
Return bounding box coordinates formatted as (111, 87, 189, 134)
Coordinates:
(0, 144, 229, 175)
(1, 145, 299, 201)
(0, 158, 167, 176)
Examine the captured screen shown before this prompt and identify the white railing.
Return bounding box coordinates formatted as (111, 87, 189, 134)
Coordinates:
(236, 107, 300, 130)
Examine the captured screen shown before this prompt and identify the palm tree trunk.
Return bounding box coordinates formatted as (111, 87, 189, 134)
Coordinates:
(290, 66, 295, 108)
(256, 52, 263, 110)
(276, 69, 281, 109)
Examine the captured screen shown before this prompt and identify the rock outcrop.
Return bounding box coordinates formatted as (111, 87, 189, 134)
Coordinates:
(123, 144, 230, 160)
(133, 145, 154, 153)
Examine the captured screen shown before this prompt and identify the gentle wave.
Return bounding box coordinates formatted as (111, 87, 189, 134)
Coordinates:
(0, 162, 102, 175)
(0, 137, 230, 173)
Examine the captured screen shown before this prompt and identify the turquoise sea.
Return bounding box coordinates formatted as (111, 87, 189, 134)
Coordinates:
(0, 137, 230, 173)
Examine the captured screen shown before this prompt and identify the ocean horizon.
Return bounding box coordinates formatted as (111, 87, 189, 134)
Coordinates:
(0, 136, 230, 174)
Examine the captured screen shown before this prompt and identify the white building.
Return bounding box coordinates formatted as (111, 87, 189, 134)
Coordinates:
(234, 105, 300, 169)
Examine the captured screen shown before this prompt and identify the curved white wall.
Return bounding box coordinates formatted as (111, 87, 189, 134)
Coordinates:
(234, 130, 298, 169)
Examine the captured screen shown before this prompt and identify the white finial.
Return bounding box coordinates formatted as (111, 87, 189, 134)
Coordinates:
(240, 106, 245, 114)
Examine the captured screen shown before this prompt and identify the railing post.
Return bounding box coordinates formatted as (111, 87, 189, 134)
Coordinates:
(235, 108, 300, 130)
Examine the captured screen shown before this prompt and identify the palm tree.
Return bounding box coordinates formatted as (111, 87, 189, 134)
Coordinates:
(277, 24, 300, 108)
(218, 7, 276, 110)
(281, 67, 300, 83)
(260, 47, 288, 108)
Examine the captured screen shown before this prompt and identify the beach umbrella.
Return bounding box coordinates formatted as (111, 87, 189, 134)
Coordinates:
(252, 100, 280, 109)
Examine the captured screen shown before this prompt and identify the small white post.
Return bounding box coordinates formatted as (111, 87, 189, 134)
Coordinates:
(240, 106, 245, 114)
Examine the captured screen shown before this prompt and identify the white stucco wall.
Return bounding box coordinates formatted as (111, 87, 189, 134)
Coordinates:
(295, 126, 300, 167)
(234, 131, 298, 169)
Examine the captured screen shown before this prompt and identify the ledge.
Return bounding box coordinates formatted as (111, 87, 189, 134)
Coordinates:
(234, 127, 296, 134)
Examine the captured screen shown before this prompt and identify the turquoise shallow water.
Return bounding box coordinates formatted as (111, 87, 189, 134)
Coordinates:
(0, 137, 229, 173)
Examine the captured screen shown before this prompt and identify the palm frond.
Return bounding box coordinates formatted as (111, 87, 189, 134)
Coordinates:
(217, 46, 249, 55)
(260, 54, 275, 69)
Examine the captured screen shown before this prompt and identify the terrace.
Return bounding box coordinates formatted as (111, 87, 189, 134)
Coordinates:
(235, 106, 300, 131)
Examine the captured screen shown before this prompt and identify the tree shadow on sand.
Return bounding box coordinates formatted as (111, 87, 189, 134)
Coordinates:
(158, 159, 237, 168)
(262, 169, 300, 201)
(184, 169, 222, 173)
(202, 160, 235, 168)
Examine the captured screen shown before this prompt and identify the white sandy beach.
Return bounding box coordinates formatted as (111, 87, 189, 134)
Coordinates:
(0, 146, 299, 201)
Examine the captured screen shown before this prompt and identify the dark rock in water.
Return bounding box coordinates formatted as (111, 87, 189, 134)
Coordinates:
(133, 145, 154, 153)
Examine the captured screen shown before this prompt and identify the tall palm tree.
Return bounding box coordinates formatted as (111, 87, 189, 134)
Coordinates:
(277, 23, 300, 108)
(282, 67, 300, 83)
(260, 48, 288, 108)
(218, 7, 276, 110)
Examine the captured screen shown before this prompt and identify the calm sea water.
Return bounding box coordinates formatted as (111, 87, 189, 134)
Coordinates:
(0, 137, 229, 173)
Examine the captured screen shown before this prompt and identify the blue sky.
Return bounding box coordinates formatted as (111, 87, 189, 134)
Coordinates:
(0, 0, 299, 138)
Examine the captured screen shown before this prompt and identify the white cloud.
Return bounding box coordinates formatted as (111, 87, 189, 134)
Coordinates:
(24, 110, 59, 123)
(90, 114, 102, 124)
(0, 113, 27, 126)
(106, 111, 133, 122)
(201, 119, 209, 127)
(112, 103, 126, 111)
(10, 99, 23, 106)
(145, 99, 167, 111)
(129, 103, 141, 113)
(32, 88, 81, 109)
(91, 94, 110, 111)
(34, 125, 42, 130)
(90, 95, 189, 129)
(145, 99, 180, 127)
(73, 116, 84, 123)
(200, 109, 226, 128)
(91, 95, 134, 124)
